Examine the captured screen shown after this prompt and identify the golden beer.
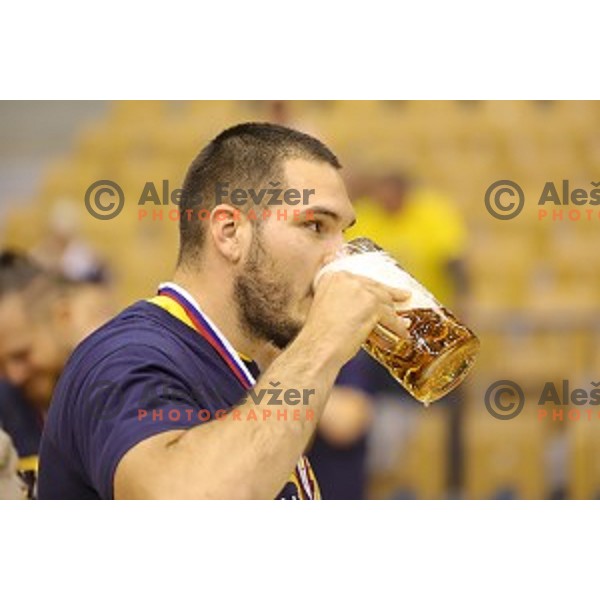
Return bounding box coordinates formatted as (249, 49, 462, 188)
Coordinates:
(319, 238, 480, 404)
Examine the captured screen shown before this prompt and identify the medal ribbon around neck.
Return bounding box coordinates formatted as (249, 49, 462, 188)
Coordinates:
(158, 283, 255, 389)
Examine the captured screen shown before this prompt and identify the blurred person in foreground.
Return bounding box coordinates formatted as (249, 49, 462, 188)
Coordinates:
(38, 123, 413, 500)
(0, 251, 115, 496)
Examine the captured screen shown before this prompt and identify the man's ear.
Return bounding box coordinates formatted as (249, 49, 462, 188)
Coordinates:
(208, 204, 247, 263)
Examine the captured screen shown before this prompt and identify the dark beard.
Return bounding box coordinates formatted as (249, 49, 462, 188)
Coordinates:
(233, 229, 303, 350)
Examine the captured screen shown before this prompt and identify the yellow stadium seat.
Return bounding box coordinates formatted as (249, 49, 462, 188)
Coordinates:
(463, 406, 547, 499)
(567, 416, 600, 499)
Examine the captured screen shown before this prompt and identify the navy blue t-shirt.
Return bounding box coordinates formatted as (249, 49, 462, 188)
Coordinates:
(38, 300, 317, 499)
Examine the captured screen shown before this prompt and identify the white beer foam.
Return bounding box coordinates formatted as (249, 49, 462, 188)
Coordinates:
(315, 252, 438, 310)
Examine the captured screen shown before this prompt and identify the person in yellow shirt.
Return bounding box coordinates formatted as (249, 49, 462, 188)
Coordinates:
(308, 173, 468, 498)
(350, 173, 467, 306)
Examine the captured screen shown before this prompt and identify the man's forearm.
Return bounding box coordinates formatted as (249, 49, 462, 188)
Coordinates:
(152, 328, 343, 499)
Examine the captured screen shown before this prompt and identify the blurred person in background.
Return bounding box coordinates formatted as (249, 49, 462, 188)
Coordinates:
(308, 375, 374, 499)
(310, 172, 469, 498)
(0, 250, 115, 496)
(31, 200, 109, 284)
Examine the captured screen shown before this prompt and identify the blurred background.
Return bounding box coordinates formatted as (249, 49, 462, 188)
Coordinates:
(1, 100, 599, 499)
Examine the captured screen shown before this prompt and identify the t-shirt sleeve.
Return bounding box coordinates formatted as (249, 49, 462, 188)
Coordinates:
(75, 344, 214, 499)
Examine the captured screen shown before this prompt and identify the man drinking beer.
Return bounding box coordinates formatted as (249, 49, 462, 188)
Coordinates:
(38, 123, 411, 499)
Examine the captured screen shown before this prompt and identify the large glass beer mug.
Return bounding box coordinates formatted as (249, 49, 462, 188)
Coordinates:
(317, 238, 480, 405)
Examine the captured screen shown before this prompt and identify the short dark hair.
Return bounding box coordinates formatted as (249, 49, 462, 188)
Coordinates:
(178, 122, 341, 265)
(0, 250, 45, 300)
(0, 250, 67, 312)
